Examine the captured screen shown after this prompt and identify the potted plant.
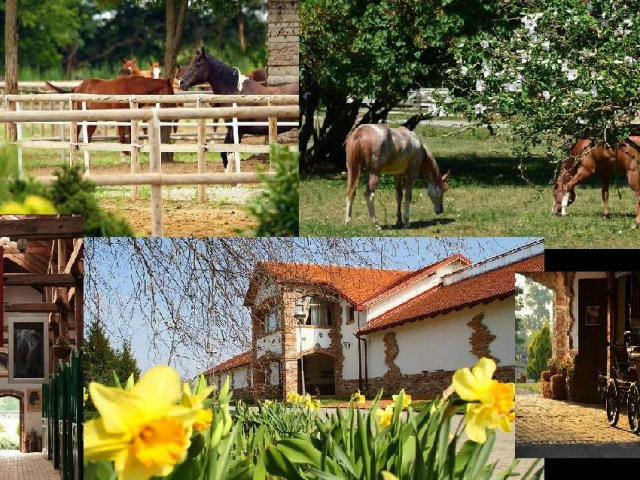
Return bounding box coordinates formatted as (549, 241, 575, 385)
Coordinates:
(52, 334, 72, 359)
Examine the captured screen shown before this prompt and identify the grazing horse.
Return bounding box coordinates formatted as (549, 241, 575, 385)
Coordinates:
(553, 138, 640, 225)
(46, 77, 174, 145)
(179, 47, 299, 169)
(345, 124, 450, 228)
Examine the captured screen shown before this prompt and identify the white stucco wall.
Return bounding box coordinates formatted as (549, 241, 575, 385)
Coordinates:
(2, 286, 46, 441)
(340, 300, 361, 381)
(231, 366, 250, 389)
(356, 299, 515, 380)
(257, 332, 282, 358)
(367, 261, 464, 320)
(254, 281, 280, 308)
(296, 327, 331, 352)
(269, 361, 280, 385)
(571, 272, 607, 354)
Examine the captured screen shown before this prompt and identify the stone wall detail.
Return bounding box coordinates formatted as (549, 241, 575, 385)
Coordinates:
(267, 0, 299, 85)
(467, 312, 497, 361)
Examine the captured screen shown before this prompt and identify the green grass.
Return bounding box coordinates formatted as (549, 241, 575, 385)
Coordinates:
(301, 126, 640, 247)
(516, 382, 542, 394)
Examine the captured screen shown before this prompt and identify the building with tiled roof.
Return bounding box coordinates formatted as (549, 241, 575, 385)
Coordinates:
(205, 240, 543, 400)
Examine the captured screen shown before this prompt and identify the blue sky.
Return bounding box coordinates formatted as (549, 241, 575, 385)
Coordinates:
(84, 237, 538, 379)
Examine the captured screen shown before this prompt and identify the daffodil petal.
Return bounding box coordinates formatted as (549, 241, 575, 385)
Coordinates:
(497, 414, 513, 433)
(472, 358, 496, 385)
(133, 365, 182, 416)
(452, 367, 482, 401)
(84, 418, 132, 460)
(89, 383, 148, 434)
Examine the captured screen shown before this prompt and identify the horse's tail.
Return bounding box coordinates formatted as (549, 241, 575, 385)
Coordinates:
(45, 81, 72, 93)
(345, 129, 363, 200)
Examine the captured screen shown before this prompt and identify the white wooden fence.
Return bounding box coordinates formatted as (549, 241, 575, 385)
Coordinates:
(0, 103, 299, 237)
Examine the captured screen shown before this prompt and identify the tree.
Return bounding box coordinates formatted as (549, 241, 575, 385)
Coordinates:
(527, 323, 552, 381)
(299, 0, 504, 169)
(4, 0, 17, 141)
(445, 0, 640, 163)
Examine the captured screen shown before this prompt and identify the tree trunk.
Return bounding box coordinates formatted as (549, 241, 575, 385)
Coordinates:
(162, 0, 189, 163)
(4, 0, 18, 142)
(237, 12, 246, 53)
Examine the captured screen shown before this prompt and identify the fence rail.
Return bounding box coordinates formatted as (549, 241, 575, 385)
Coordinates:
(0, 103, 298, 236)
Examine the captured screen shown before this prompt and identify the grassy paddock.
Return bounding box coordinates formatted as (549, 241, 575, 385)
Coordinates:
(300, 126, 639, 248)
(516, 382, 542, 394)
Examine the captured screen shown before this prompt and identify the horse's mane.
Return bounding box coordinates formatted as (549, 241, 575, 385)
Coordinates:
(204, 54, 241, 92)
(420, 145, 441, 184)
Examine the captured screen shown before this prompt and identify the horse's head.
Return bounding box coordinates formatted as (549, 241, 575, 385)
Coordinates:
(552, 177, 575, 216)
(122, 58, 137, 75)
(428, 170, 450, 214)
(150, 62, 162, 79)
(179, 47, 209, 90)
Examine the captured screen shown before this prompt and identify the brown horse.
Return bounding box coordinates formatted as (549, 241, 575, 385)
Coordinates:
(345, 124, 450, 229)
(246, 67, 266, 84)
(553, 138, 640, 225)
(46, 77, 174, 144)
(122, 59, 161, 78)
(122, 59, 142, 76)
(179, 47, 299, 169)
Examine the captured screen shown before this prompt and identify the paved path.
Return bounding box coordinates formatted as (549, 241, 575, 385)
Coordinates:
(0, 451, 58, 479)
(516, 389, 640, 458)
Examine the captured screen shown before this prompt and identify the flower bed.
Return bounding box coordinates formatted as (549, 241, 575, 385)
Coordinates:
(84, 358, 542, 480)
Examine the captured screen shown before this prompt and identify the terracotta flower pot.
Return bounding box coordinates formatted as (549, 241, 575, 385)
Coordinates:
(550, 374, 568, 400)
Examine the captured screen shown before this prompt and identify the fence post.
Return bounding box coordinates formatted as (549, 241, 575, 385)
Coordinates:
(232, 102, 240, 173)
(149, 108, 163, 237)
(60, 100, 66, 165)
(81, 101, 90, 174)
(197, 117, 207, 204)
(130, 100, 140, 201)
(267, 98, 277, 171)
(15, 101, 23, 178)
(68, 99, 78, 166)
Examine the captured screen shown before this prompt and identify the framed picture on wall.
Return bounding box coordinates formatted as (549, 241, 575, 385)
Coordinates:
(585, 305, 601, 326)
(9, 318, 48, 384)
(26, 387, 42, 412)
(0, 346, 8, 378)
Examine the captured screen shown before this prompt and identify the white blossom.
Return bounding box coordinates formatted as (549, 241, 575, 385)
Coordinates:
(480, 40, 489, 48)
(541, 41, 550, 51)
(521, 53, 530, 63)
(460, 66, 469, 76)
(567, 69, 578, 81)
(506, 81, 523, 92)
(476, 80, 486, 92)
(625, 56, 636, 65)
(576, 117, 588, 125)
(591, 86, 598, 97)
(444, 96, 453, 104)
(474, 103, 487, 114)
(575, 88, 584, 95)
(482, 62, 492, 78)
(542, 91, 551, 101)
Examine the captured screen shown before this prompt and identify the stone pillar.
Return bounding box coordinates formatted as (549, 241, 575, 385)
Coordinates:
(552, 272, 575, 359)
(267, 0, 299, 85)
(282, 290, 300, 397)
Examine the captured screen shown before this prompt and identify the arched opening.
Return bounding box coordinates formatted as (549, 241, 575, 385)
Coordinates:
(298, 353, 335, 396)
(0, 391, 24, 452)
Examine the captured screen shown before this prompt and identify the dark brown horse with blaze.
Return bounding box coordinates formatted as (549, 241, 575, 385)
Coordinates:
(179, 47, 299, 169)
(553, 138, 640, 225)
(46, 77, 174, 144)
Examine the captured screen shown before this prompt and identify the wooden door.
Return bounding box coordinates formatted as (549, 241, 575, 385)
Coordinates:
(576, 278, 608, 403)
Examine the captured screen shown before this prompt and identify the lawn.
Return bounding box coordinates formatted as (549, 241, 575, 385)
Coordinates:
(516, 382, 541, 394)
(300, 125, 640, 248)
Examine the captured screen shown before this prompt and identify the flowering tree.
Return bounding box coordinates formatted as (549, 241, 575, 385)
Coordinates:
(445, 0, 640, 162)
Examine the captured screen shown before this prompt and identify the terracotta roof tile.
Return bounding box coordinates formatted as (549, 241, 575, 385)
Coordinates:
(250, 262, 411, 308)
(359, 254, 544, 335)
(204, 351, 251, 375)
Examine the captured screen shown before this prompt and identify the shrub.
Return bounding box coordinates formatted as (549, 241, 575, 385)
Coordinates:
(540, 370, 551, 382)
(245, 145, 299, 236)
(0, 437, 18, 450)
(527, 323, 552, 380)
(550, 374, 568, 400)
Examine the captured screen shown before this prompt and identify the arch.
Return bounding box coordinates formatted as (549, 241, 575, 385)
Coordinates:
(0, 390, 25, 452)
(298, 352, 336, 396)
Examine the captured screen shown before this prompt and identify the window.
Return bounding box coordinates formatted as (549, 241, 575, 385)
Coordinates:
(346, 306, 355, 325)
(265, 306, 281, 334)
(307, 297, 333, 326)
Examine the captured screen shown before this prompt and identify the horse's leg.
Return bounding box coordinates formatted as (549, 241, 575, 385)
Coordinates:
(562, 165, 594, 216)
(395, 175, 403, 227)
(222, 129, 232, 171)
(345, 158, 361, 225)
(601, 170, 610, 218)
(403, 174, 417, 228)
(86, 124, 97, 143)
(364, 173, 380, 228)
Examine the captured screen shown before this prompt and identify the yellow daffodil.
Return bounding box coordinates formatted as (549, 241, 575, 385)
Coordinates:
(0, 195, 56, 214)
(375, 405, 394, 428)
(352, 390, 366, 405)
(392, 389, 412, 409)
(381, 472, 399, 480)
(85, 365, 199, 480)
(452, 357, 515, 444)
(181, 381, 215, 432)
(263, 399, 273, 408)
(286, 391, 302, 404)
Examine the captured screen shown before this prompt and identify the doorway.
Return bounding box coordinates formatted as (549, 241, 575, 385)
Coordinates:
(0, 393, 22, 452)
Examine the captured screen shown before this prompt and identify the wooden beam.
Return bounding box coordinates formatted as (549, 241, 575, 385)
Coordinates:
(6, 303, 65, 313)
(0, 217, 84, 240)
(3, 273, 77, 287)
(64, 239, 83, 275)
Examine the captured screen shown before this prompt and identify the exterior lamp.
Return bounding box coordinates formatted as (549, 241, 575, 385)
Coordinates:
(294, 297, 306, 395)
(16, 238, 27, 253)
